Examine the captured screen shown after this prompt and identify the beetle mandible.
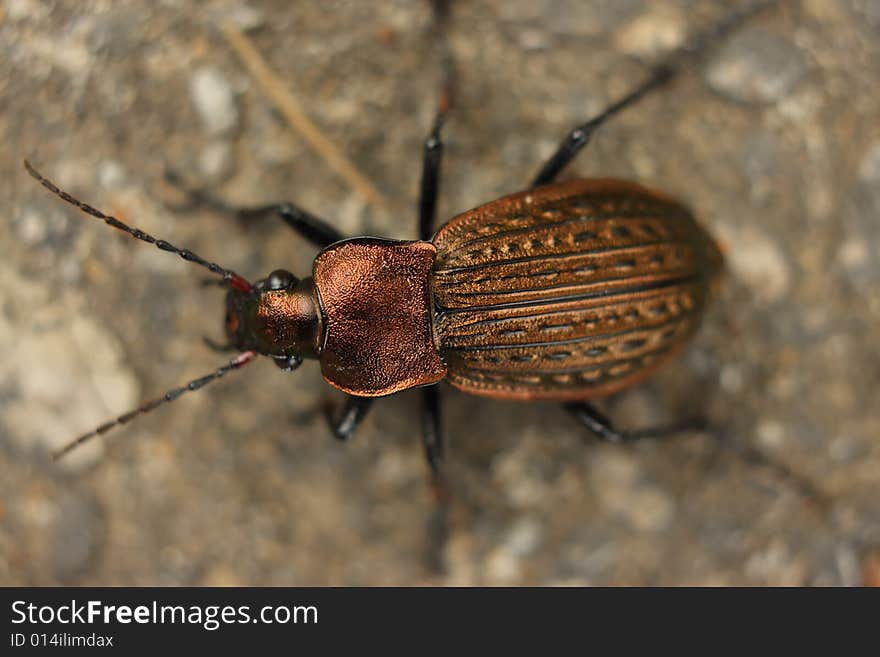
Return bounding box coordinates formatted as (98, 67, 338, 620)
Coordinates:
(27, 2, 776, 511)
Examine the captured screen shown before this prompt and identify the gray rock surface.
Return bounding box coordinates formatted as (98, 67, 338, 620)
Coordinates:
(1, 0, 877, 585)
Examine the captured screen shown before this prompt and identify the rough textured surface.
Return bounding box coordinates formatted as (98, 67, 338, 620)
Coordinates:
(1, 0, 878, 586)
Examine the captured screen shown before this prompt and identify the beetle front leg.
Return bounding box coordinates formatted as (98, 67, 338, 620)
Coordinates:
(244, 202, 342, 249)
(325, 395, 374, 442)
(164, 170, 343, 249)
(563, 401, 706, 443)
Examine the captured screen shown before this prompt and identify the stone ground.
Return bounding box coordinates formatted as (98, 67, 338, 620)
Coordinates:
(1, 0, 878, 585)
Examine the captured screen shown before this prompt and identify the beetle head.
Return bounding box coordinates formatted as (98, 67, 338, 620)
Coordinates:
(225, 269, 321, 371)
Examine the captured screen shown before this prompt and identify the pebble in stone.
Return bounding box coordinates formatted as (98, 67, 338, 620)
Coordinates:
(838, 240, 869, 271)
(837, 141, 880, 284)
(738, 134, 780, 204)
(485, 548, 521, 584)
(97, 160, 126, 189)
(544, 0, 644, 38)
(485, 517, 543, 584)
(720, 364, 745, 394)
(744, 541, 807, 585)
(716, 224, 791, 305)
(627, 487, 676, 534)
(491, 432, 555, 510)
(211, 3, 266, 32)
(828, 434, 863, 464)
(614, 7, 685, 59)
(7, 0, 50, 22)
(589, 450, 676, 533)
(191, 67, 239, 136)
(199, 141, 235, 182)
(516, 28, 551, 52)
(16, 207, 49, 246)
(857, 140, 880, 212)
(706, 29, 807, 104)
(756, 419, 786, 450)
(49, 495, 103, 582)
(505, 517, 543, 558)
(858, 141, 880, 184)
(828, 545, 861, 587)
(0, 288, 140, 470)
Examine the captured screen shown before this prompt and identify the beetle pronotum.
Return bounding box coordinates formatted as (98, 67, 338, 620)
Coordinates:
(27, 1, 800, 560)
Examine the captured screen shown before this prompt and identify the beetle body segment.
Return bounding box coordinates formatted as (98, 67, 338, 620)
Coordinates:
(286, 179, 720, 402)
(431, 178, 723, 400)
(314, 238, 446, 396)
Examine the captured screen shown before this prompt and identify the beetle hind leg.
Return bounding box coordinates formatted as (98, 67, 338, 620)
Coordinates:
(325, 395, 374, 441)
(563, 401, 707, 443)
(530, 1, 781, 187)
(565, 401, 829, 505)
(421, 385, 451, 574)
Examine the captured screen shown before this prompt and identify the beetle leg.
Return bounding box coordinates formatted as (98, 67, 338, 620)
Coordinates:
(418, 2, 456, 241)
(529, 67, 673, 188)
(164, 170, 343, 249)
(421, 384, 450, 573)
(565, 403, 829, 504)
(256, 203, 342, 249)
(418, 115, 446, 242)
(563, 401, 706, 443)
(421, 385, 445, 473)
(530, 1, 780, 187)
(325, 395, 374, 442)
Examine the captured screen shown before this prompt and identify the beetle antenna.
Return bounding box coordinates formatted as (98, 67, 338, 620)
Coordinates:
(24, 160, 252, 293)
(52, 351, 257, 460)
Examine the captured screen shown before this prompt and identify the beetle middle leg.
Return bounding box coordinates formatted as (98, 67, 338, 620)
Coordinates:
(164, 171, 343, 249)
(325, 395, 374, 441)
(418, 109, 448, 241)
(417, 3, 455, 241)
(530, 1, 780, 187)
(412, 0, 456, 573)
(563, 401, 706, 443)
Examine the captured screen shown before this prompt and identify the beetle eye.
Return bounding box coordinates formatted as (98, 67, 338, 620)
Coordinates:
(266, 269, 296, 290)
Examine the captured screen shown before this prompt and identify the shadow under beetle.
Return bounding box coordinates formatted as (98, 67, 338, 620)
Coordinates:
(26, 1, 785, 560)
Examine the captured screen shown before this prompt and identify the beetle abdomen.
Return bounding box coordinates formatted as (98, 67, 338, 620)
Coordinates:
(431, 179, 722, 400)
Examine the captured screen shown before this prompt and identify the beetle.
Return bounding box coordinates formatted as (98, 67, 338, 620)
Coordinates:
(26, 2, 779, 542)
